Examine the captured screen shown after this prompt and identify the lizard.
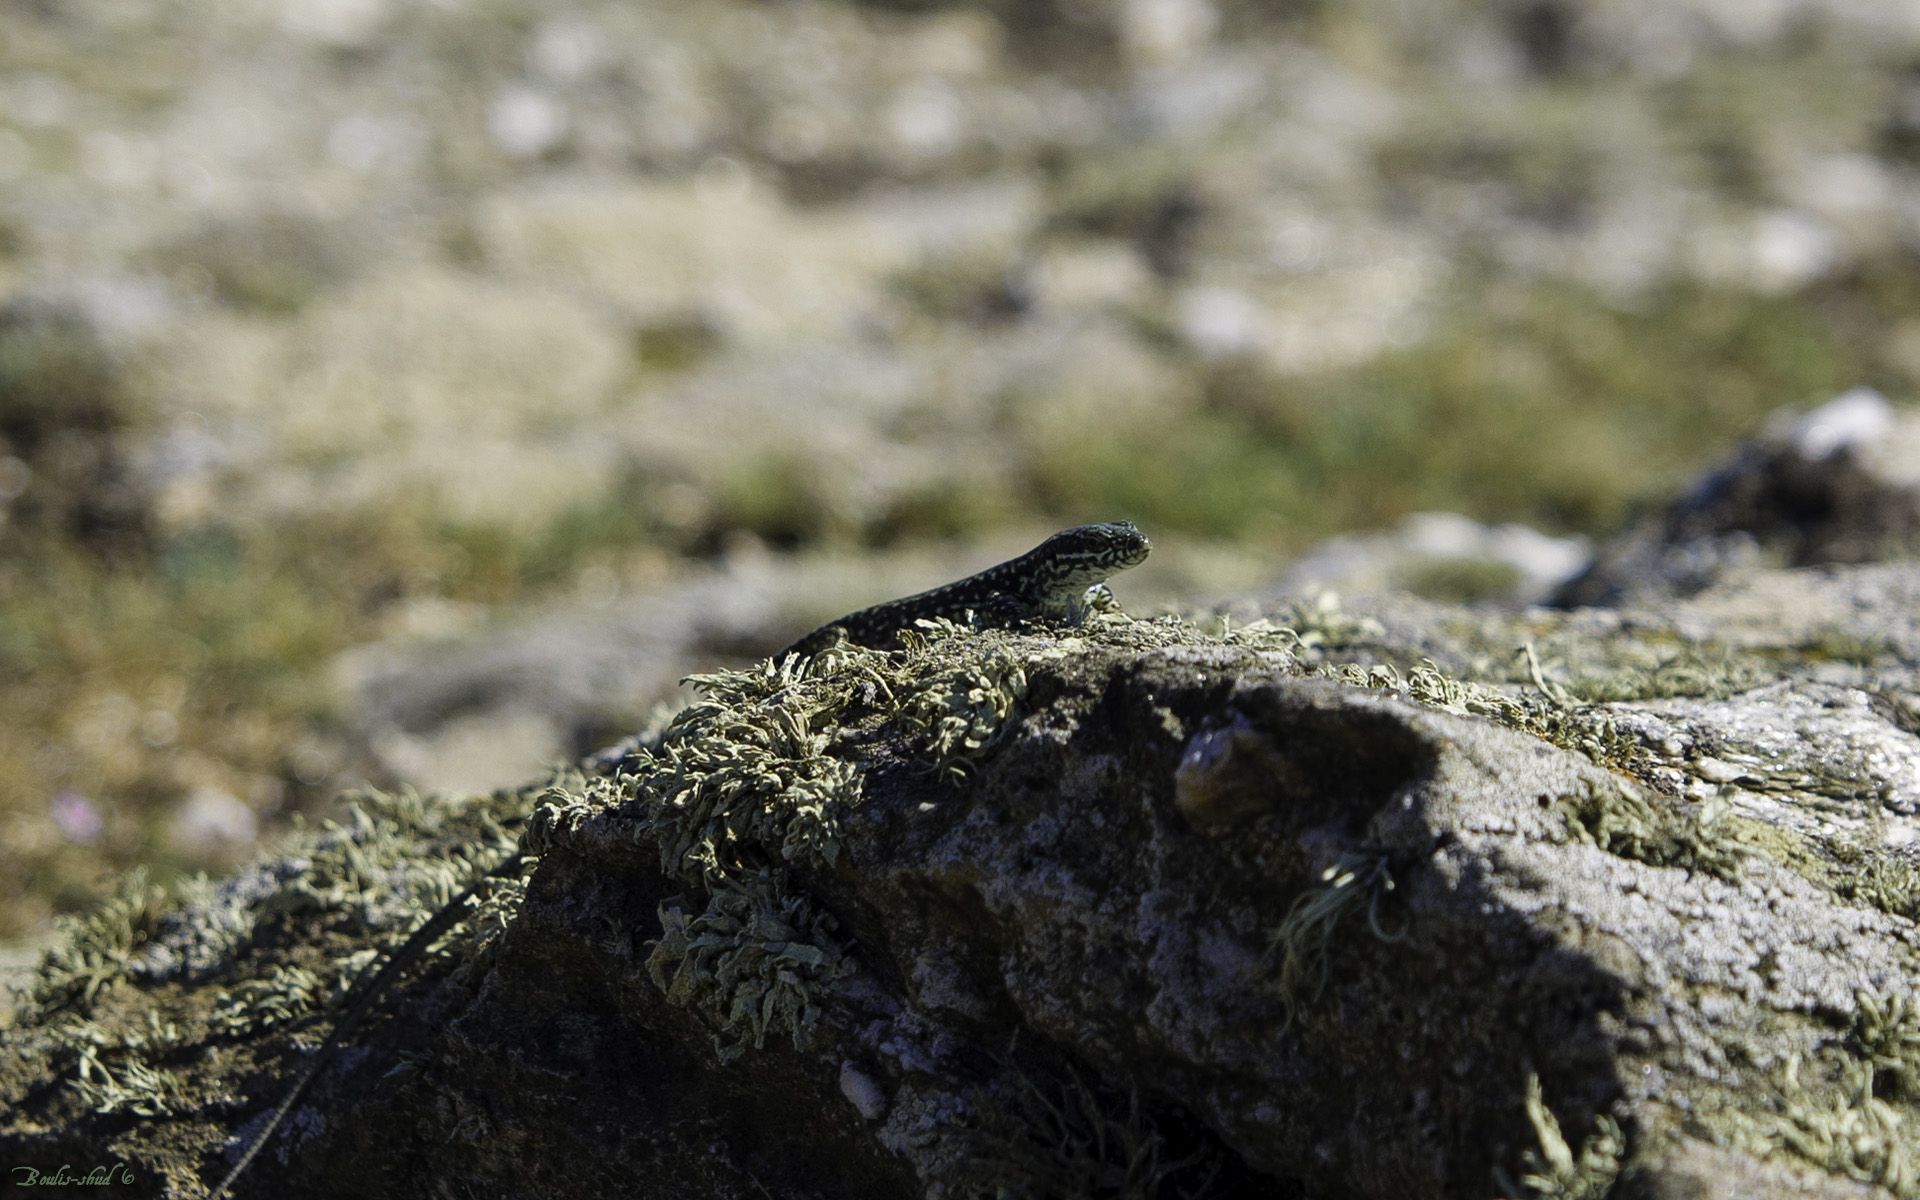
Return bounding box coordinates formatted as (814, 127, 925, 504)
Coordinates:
(776, 519, 1152, 661)
(209, 520, 1149, 1196)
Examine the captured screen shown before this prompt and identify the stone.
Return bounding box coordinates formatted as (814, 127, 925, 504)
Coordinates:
(5, 560, 1918, 1199)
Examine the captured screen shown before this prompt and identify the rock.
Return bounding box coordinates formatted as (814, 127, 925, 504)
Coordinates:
(1274, 510, 1591, 606)
(487, 85, 570, 160)
(1554, 389, 1920, 606)
(163, 787, 258, 861)
(5, 564, 1918, 1198)
(1118, 0, 1219, 69)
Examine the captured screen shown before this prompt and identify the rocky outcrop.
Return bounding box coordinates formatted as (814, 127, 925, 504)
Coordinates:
(1554, 390, 1920, 606)
(4, 560, 1918, 1199)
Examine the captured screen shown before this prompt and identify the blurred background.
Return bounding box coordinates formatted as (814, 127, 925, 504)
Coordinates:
(3, 0, 1919, 955)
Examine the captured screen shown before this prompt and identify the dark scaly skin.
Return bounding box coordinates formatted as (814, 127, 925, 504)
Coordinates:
(778, 521, 1151, 660)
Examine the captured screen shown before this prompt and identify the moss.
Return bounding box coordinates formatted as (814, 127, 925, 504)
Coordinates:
(889, 252, 1031, 326)
(147, 210, 349, 314)
(708, 452, 851, 551)
(1018, 270, 1918, 545)
(0, 302, 136, 448)
(871, 477, 1017, 546)
(1044, 147, 1201, 255)
(631, 315, 722, 373)
(1797, 630, 1901, 667)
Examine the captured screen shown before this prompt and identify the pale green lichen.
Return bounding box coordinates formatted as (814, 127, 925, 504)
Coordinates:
(211, 963, 326, 1038)
(1850, 990, 1920, 1105)
(16, 867, 170, 1022)
(607, 633, 1043, 1065)
(628, 698, 862, 881)
(896, 623, 1029, 778)
(1558, 776, 1742, 880)
(1496, 1073, 1624, 1200)
(1763, 1053, 1917, 1195)
(1269, 591, 1385, 652)
(1696, 994, 1920, 1198)
(645, 877, 850, 1064)
(7, 775, 537, 1132)
(47, 1011, 193, 1119)
(69, 1044, 189, 1118)
(1323, 657, 1660, 782)
(1767, 833, 1920, 923)
(1515, 633, 1772, 704)
(242, 785, 525, 951)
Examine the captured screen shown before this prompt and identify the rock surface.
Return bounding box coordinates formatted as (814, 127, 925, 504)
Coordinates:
(4, 560, 1918, 1199)
(1554, 389, 1920, 606)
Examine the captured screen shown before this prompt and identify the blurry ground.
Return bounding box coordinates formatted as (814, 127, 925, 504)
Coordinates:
(4, 0, 1920, 941)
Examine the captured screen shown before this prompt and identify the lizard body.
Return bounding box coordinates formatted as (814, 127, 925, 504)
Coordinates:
(212, 521, 1148, 1195)
(778, 520, 1151, 660)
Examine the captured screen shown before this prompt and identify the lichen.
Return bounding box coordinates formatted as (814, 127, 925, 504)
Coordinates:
(1267, 591, 1385, 653)
(1850, 990, 1920, 1105)
(645, 877, 850, 1064)
(69, 1044, 189, 1119)
(895, 622, 1029, 778)
(1322, 657, 1664, 787)
(603, 632, 1043, 1065)
(1696, 995, 1920, 1198)
(28, 1008, 193, 1121)
(211, 963, 326, 1038)
(1521, 636, 1772, 704)
(1557, 776, 1742, 880)
(1763, 1053, 1916, 1195)
(15, 867, 170, 1023)
(1497, 1073, 1624, 1200)
(627, 685, 864, 882)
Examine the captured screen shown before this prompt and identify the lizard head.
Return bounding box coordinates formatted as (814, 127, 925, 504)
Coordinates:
(1038, 521, 1152, 575)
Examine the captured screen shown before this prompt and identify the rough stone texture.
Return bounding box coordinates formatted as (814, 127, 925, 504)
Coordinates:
(4, 560, 1919, 1199)
(1555, 390, 1920, 606)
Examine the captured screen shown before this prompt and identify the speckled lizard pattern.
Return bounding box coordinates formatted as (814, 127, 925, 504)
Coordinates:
(777, 520, 1152, 660)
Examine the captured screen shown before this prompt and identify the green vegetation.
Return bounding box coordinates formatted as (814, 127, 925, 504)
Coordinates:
(6, 778, 529, 1136)
(1026, 272, 1916, 545)
(603, 635, 1028, 1060)
(7, 239, 1920, 939)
